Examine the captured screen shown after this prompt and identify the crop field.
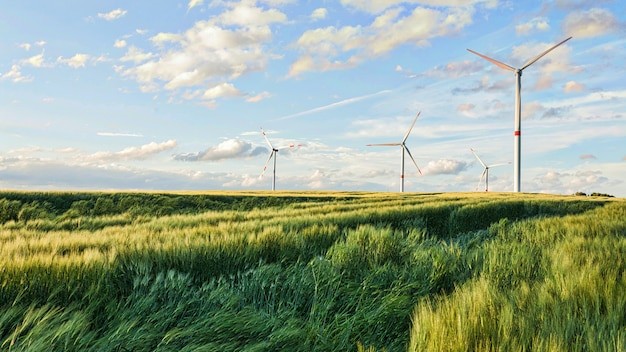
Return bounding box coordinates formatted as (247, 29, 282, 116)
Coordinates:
(0, 191, 624, 351)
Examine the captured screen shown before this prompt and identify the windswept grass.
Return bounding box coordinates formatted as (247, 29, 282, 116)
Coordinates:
(0, 191, 623, 351)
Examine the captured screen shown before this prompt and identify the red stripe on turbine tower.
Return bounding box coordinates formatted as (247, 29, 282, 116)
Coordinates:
(514, 131, 521, 136)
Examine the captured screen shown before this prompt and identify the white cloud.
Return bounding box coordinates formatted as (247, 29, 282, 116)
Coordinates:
(120, 46, 155, 63)
(310, 8, 328, 21)
(422, 159, 468, 175)
(289, 6, 474, 76)
(564, 81, 585, 93)
(1, 65, 33, 83)
(23, 53, 45, 67)
(42, 97, 54, 103)
(246, 91, 272, 103)
(188, 0, 204, 11)
(19, 43, 31, 51)
(88, 140, 177, 162)
(114, 39, 127, 48)
(339, 0, 496, 14)
(173, 139, 266, 161)
(531, 169, 616, 195)
(563, 8, 621, 38)
(515, 17, 549, 36)
(120, 3, 286, 105)
(136, 29, 149, 35)
(57, 53, 90, 68)
(150, 33, 184, 47)
(202, 82, 242, 100)
(217, 2, 287, 27)
(0, 157, 230, 190)
(98, 8, 127, 21)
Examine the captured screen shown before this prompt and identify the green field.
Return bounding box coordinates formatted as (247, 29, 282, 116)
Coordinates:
(0, 191, 624, 351)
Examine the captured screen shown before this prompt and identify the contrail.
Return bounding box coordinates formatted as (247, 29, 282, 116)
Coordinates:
(275, 89, 393, 121)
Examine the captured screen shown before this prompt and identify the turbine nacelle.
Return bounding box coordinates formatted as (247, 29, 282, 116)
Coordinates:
(470, 148, 511, 192)
(467, 36, 572, 192)
(259, 127, 301, 191)
(367, 111, 423, 192)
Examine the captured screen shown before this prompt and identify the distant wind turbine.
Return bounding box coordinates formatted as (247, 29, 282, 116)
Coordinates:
(367, 111, 423, 192)
(259, 128, 301, 191)
(470, 148, 511, 192)
(467, 36, 572, 192)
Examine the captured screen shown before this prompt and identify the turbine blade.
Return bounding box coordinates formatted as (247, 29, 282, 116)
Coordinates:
(521, 37, 572, 70)
(476, 169, 487, 191)
(467, 49, 516, 72)
(277, 143, 303, 151)
(366, 143, 402, 146)
(488, 162, 511, 168)
(261, 128, 274, 150)
(470, 148, 488, 168)
(259, 151, 274, 178)
(404, 146, 423, 175)
(402, 111, 421, 143)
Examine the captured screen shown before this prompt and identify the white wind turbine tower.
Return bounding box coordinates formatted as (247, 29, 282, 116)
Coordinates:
(367, 111, 423, 192)
(467, 36, 572, 192)
(259, 128, 300, 191)
(470, 148, 511, 192)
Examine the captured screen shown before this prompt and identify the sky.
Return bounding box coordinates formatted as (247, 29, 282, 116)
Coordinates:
(1, 0, 625, 196)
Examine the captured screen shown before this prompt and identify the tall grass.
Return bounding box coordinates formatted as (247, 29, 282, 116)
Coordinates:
(0, 191, 623, 351)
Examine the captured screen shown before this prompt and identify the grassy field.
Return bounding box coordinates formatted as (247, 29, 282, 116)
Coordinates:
(0, 191, 624, 351)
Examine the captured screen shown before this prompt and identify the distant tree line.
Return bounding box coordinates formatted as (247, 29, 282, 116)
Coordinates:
(573, 192, 614, 198)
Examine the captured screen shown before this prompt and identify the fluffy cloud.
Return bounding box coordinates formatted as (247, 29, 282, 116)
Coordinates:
(173, 139, 266, 162)
(289, 5, 474, 76)
(120, 46, 155, 64)
(88, 140, 177, 162)
(246, 91, 272, 103)
(310, 8, 328, 21)
(120, 2, 286, 104)
(57, 54, 90, 68)
(114, 39, 127, 48)
(98, 8, 127, 21)
(422, 159, 468, 175)
(23, 53, 45, 67)
(564, 81, 585, 93)
(218, 2, 287, 26)
(1, 65, 32, 83)
(563, 8, 621, 38)
(533, 170, 613, 194)
(515, 17, 549, 36)
(202, 83, 242, 101)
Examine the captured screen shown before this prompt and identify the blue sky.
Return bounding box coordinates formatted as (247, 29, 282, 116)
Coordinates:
(1, 0, 625, 195)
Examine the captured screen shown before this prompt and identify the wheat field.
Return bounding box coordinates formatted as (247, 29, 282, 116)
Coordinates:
(0, 191, 624, 351)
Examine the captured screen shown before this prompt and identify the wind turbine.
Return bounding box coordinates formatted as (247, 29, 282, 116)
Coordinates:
(367, 111, 423, 192)
(259, 128, 301, 191)
(470, 148, 511, 192)
(467, 36, 572, 192)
